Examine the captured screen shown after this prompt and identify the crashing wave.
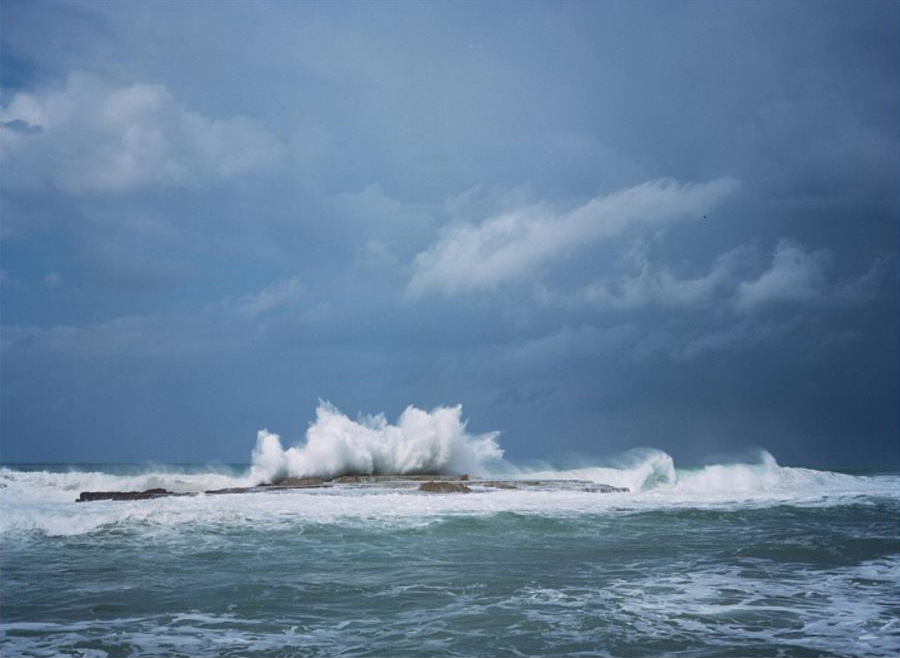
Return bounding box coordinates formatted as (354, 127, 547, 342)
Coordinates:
(249, 402, 504, 484)
(3, 403, 893, 505)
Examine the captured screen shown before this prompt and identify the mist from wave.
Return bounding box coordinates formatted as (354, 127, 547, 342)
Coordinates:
(241, 401, 896, 500)
(248, 401, 504, 484)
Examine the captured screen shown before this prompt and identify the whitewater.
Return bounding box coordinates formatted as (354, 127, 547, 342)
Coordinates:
(2, 402, 898, 657)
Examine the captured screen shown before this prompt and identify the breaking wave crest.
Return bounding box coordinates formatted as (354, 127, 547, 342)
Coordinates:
(516, 447, 883, 496)
(249, 402, 504, 483)
(242, 402, 893, 499)
(515, 448, 678, 491)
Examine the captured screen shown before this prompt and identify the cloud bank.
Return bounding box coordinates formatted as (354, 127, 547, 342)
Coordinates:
(407, 178, 740, 298)
(735, 240, 885, 312)
(1, 72, 285, 193)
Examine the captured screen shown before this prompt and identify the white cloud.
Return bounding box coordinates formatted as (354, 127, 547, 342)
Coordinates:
(1, 72, 285, 193)
(407, 177, 740, 298)
(540, 237, 886, 316)
(732, 239, 884, 313)
(735, 239, 829, 311)
(546, 245, 753, 311)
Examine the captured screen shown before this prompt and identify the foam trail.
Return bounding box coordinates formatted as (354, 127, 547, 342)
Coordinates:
(249, 402, 504, 483)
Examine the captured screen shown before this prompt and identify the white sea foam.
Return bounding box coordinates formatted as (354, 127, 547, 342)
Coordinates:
(2, 403, 898, 538)
(1, 468, 897, 539)
(248, 401, 504, 483)
(504, 555, 900, 658)
(513, 447, 678, 491)
(0, 467, 253, 503)
(511, 447, 894, 502)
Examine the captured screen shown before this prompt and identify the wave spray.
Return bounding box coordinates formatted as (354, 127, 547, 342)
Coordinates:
(249, 401, 504, 483)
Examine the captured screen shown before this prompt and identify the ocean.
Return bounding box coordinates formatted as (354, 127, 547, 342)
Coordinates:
(1, 455, 898, 657)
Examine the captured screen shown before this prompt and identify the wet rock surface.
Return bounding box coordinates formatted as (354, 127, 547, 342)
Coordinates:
(274, 477, 325, 487)
(76, 488, 183, 502)
(331, 474, 469, 483)
(203, 487, 257, 496)
(588, 484, 630, 493)
(419, 481, 472, 493)
(76, 474, 627, 501)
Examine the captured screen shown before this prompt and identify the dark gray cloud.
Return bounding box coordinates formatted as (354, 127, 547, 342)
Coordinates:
(1, 1, 896, 469)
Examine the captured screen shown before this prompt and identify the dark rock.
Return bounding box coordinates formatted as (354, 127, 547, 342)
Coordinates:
(588, 484, 630, 493)
(401, 474, 466, 481)
(275, 477, 325, 487)
(328, 474, 468, 483)
(418, 481, 472, 493)
(470, 480, 518, 489)
(75, 476, 628, 503)
(204, 486, 256, 495)
(76, 488, 177, 502)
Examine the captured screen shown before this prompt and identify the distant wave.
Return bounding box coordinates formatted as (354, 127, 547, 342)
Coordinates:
(510, 448, 678, 492)
(513, 448, 876, 496)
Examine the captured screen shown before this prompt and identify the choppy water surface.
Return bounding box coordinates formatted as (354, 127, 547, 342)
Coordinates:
(1, 458, 898, 657)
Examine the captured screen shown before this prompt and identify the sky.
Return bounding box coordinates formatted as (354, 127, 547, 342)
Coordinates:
(1, 1, 897, 469)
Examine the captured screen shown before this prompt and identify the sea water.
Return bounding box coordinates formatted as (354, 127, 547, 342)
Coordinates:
(2, 405, 899, 656)
(1, 457, 898, 657)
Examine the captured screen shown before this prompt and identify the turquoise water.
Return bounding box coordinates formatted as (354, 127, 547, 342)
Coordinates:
(1, 462, 898, 657)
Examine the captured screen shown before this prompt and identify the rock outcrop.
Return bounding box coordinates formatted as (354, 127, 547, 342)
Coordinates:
(76, 488, 180, 502)
(468, 480, 518, 489)
(274, 477, 325, 487)
(418, 481, 472, 493)
(332, 474, 469, 483)
(332, 475, 361, 483)
(75, 474, 626, 501)
(587, 484, 629, 493)
(203, 487, 256, 495)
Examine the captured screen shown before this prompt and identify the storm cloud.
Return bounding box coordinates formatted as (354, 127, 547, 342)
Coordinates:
(1, 1, 896, 469)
